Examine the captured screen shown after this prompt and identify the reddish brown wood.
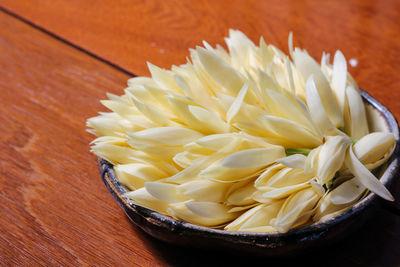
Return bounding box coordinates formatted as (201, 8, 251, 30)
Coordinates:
(1, 0, 400, 265)
(1, 0, 399, 119)
(0, 11, 166, 266)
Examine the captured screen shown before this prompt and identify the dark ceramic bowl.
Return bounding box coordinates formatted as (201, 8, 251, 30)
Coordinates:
(98, 90, 400, 256)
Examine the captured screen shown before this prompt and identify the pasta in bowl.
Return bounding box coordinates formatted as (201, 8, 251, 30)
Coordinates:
(88, 30, 399, 254)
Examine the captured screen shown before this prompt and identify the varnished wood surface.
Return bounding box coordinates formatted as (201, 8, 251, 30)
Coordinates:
(0, 11, 161, 266)
(2, 0, 400, 121)
(0, 0, 400, 266)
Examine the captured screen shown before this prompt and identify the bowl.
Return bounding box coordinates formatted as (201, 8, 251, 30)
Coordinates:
(98, 89, 400, 256)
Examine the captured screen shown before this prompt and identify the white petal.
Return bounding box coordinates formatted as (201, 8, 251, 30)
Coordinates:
(225, 29, 256, 70)
(294, 49, 343, 127)
(310, 180, 326, 196)
(148, 63, 182, 93)
(226, 82, 248, 123)
(91, 144, 145, 165)
(304, 146, 320, 174)
(317, 135, 351, 183)
(254, 164, 286, 189)
(128, 127, 203, 146)
(124, 188, 169, 213)
(145, 182, 188, 203)
(186, 202, 234, 220)
(168, 139, 240, 183)
(305, 76, 335, 135)
(259, 115, 321, 148)
(354, 132, 395, 164)
(346, 85, 369, 140)
(221, 147, 285, 169)
(257, 168, 312, 190)
(271, 187, 319, 233)
(189, 133, 238, 152)
(313, 193, 353, 222)
(238, 200, 284, 231)
(288, 32, 294, 60)
(260, 181, 310, 200)
(277, 154, 307, 169)
(197, 46, 244, 95)
(329, 178, 366, 205)
(129, 96, 172, 126)
(331, 50, 347, 114)
(264, 89, 314, 129)
(258, 69, 280, 92)
(178, 179, 231, 202)
(200, 164, 264, 183)
(227, 180, 257, 205)
(168, 202, 237, 227)
(345, 146, 394, 201)
(225, 204, 265, 231)
(189, 105, 231, 133)
(115, 163, 168, 190)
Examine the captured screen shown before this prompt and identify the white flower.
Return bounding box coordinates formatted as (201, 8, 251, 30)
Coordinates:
(88, 30, 396, 233)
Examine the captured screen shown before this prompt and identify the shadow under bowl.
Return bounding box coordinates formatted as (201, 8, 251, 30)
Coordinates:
(98, 90, 400, 256)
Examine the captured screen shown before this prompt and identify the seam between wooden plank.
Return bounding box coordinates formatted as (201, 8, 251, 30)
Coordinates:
(0, 5, 136, 77)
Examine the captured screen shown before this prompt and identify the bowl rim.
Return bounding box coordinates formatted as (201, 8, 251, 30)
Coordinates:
(99, 89, 400, 244)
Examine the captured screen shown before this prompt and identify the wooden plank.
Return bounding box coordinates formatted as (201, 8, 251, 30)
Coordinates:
(1, 3, 400, 266)
(0, 1, 398, 79)
(1, 0, 399, 123)
(0, 11, 166, 266)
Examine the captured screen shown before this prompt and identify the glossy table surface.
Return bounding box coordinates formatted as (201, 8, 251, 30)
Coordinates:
(1, 1, 400, 266)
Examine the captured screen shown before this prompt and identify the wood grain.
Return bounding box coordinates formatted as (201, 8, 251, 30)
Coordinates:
(1, 0, 399, 120)
(5, 0, 400, 212)
(0, 10, 165, 266)
(0, 0, 400, 266)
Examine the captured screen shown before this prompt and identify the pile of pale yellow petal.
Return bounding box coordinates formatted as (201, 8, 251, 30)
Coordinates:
(87, 30, 396, 233)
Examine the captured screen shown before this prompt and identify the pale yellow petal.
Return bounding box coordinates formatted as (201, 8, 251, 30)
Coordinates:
(200, 163, 263, 183)
(197, 46, 245, 95)
(254, 164, 286, 189)
(354, 132, 395, 164)
(167, 202, 237, 227)
(276, 154, 307, 169)
(221, 147, 285, 169)
(148, 63, 182, 93)
(331, 50, 347, 114)
(91, 143, 145, 165)
(293, 48, 343, 127)
(189, 105, 231, 133)
(145, 182, 189, 203)
(317, 135, 351, 183)
(226, 82, 248, 123)
(115, 163, 168, 190)
(124, 188, 169, 213)
(227, 180, 257, 206)
(224, 204, 265, 231)
(314, 193, 354, 222)
(128, 127, 203, 146)
(238, 200, 284, 231)
(345, 146, 394, 201)
(259, 181, 310, 200)
(345, 85, 369, 140)
(259, 115, 321, 148)
(186, 202, 236, 221)
(178, 179, 231, 202)
(167, 139, 240, 183)
(270, 187, 319, 233)
(305, 76, 336, 135)
(329, 178, 366, 205)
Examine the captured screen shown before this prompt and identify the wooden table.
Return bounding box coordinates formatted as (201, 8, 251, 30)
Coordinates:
(1, 1, 400, 266)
